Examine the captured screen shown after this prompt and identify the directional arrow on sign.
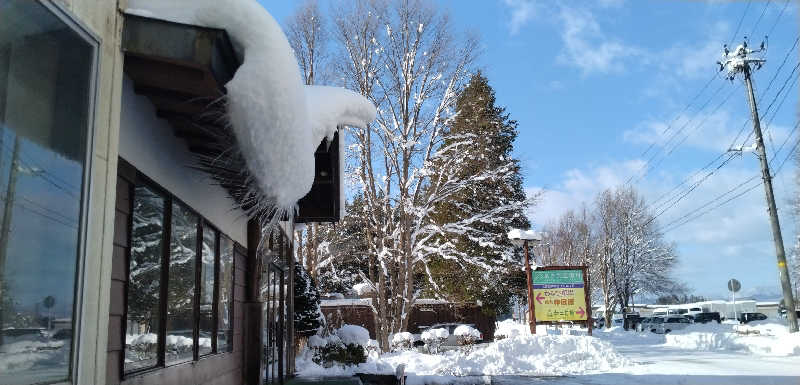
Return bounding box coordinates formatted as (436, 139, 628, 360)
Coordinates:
(535, 293, 544, 304)
(576, 307, 585, 317)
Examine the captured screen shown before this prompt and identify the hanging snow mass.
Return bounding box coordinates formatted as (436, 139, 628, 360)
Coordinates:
(127, 0, 376, 222)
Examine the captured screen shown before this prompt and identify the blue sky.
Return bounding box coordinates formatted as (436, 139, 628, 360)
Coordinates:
(263, 1, 799, 299)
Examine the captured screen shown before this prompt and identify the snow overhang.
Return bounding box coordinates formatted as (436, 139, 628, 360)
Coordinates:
(121, 14, 344, 222)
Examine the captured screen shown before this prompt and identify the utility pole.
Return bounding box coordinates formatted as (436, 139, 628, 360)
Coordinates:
(721, 39, 798, 332)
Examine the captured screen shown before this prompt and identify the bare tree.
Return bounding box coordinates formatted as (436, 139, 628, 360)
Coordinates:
(328, 0, 534, 351)
(286, 0, 329, 86)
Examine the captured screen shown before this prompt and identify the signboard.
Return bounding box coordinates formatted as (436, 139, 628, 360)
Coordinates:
(532, 268, 589, 322)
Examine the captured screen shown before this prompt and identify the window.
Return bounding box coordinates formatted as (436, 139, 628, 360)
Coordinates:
(0, 1, 96, 384)
(123, 177, 236, 375)
(217, 235, 234, 352)
(199, 225, 216, 356)
(125, 186, 166, 372)
(166, 203, 197, 364)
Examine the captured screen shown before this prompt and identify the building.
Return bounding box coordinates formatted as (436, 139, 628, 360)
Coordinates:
(0, 1, 371, 385)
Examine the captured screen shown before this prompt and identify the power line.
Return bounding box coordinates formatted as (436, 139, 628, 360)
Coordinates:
(661, 119, 800, 234)
(729, 0, 753, 46)
(766, 0, 791, 38)
(749, 0, 771, 39)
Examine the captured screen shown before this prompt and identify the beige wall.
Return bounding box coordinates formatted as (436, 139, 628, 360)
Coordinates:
(50, 0, 126, 384)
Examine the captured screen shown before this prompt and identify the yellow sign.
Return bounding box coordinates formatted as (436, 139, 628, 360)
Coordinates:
(532, 269, 588, 322)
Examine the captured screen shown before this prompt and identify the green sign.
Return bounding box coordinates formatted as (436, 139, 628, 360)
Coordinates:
(532, 270, 583, 285)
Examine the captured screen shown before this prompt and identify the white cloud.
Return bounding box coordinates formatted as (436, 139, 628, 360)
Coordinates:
(527, 159, 645, 226)
(556, 5, 642, 75)
(503, 0, 537, 36)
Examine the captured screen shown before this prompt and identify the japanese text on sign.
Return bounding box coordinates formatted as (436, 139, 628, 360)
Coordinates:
(532, 269, 588, 321)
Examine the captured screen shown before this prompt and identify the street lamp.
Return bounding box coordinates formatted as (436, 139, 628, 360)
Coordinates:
(508, 228, 542, 334)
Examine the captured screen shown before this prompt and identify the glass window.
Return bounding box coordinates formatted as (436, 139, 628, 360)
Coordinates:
(166, 203, 197, 365)
(125, 186, 166, 373)
(199, 225, 216, 356)
(217, 236, 234, 352)
(0, 1, 95, 384)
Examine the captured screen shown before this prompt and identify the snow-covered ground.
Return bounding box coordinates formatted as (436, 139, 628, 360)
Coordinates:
(296, 320, 800, 384)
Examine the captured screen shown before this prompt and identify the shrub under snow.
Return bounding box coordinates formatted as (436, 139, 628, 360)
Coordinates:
(421, 328, 449, 354)
(453, 325, 481, 346)
(391, 332, 414, 350)
(336, 325, 370, 347)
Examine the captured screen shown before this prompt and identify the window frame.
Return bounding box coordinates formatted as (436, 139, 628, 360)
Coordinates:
(122, 170, 237, 378)
(1, 1, 102, 384)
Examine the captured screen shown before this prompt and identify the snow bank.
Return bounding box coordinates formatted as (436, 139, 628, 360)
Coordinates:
(297, 332, 628, 380)
(663, 322, 800, 356)
(336, 325, 370, 347)
(126, 0, 375, 216)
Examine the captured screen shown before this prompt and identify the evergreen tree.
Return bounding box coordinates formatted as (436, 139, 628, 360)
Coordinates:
(294, 263, 324, 337)
(426, 72, 530, 315)
(314, 194, 372, 294)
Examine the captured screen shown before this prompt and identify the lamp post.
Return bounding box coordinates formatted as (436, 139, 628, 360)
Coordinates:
(508, 229, 542, 334)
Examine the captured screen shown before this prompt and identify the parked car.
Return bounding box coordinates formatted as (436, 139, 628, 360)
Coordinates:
(51, 328, 72, 340)
(737, 312, 767, 324)
(646, 316, 691, 334)
(690, 312, 721, 324)
(634, 317, 652, 332)
(418, 323, 483, 347)
(1, 328, 48, 343)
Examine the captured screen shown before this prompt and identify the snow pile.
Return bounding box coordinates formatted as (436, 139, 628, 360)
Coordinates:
(297, 332, 628, 379)
(352, 282, 374, 296)
(0, 340, 67, 372)
(336, 324, 370, 347)
(421, 328, 449, 341)
(308, 334, 328, 348)
(663, 322, 800, 356)
(506, 229, 542, 241)
(126, 0, 375, 216)
(494, 319, 527, 339)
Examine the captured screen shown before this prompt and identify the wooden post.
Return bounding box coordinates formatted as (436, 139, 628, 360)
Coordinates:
(584, 266, 592, 336)
(524, 240, 536, 334)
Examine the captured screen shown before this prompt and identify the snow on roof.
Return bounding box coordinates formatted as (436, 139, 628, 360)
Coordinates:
(321, 298, 373, 307)
(126, 0, 375, 214)
(507, 229, 542, 241)
(352, 282, 374, 296)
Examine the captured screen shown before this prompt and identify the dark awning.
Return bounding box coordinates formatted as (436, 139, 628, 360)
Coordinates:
(121, 14, 340, 223)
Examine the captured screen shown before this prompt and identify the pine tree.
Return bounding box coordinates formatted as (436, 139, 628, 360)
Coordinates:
(426, 72, 530, 315)
(294, 263, 324, 337)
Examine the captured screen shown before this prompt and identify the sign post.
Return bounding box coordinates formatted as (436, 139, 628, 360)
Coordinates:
(531, 266, 592, 335)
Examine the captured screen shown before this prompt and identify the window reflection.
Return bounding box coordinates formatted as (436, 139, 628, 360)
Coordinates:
(0, 1, 93, 384)
(166, 203, 197, 364)
(125, 186, 165, 372)
(199, 225, 215, 356)
(217, 236, 234, 352)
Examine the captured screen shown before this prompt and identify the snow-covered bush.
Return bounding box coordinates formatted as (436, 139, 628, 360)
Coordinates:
(125, 333, 158, 361)
(454, 325, 481, 347)
(308, 325, 368, 367)
(390, 332, 414, 351)
(421, 328, 449, 354)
